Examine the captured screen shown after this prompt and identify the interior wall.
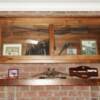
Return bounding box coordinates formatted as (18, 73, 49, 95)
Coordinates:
(0, 63, 100, 100)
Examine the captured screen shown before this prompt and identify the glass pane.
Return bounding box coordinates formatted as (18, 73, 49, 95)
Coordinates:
(54, 24, 99, 56)
(2, 24, 49, 56)
(67, 48, 77, 55)
(55, 39, 79, 55)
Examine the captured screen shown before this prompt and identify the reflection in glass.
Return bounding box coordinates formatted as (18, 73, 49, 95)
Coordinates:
(25, 40, 49, 55)
(2, 25, 49, 56)
(81, 40, 97, 55)
(67, 48, 77, 55)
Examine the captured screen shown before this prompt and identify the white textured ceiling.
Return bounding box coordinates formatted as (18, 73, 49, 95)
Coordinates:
(0, 1, 99, 11)
(0, 0, 100, 2)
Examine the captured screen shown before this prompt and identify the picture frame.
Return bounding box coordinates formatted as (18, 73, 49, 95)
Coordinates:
(67, 48, 77, 55)
(8, 69, 19, 79)
(3, 44, 22, 56)
(81, 40, 97, 55)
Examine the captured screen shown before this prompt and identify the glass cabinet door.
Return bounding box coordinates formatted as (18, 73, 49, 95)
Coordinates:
(54, 25, 99, 56)
(2, 21, 49, 56)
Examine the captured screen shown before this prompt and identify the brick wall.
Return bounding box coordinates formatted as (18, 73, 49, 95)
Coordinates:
(0, 63, 100, 100)
(0, 11, 100, 17)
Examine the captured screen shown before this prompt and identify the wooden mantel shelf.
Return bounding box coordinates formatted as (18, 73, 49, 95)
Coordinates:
(0, 55, 100, 63)
(0, 79, 100, 86)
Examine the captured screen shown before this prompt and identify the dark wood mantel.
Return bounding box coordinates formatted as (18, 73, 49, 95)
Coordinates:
(0, 78, 100, 86)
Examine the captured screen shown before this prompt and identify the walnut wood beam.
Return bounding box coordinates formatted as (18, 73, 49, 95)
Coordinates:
(49, 24, 55, 55)
(0, 55, 100, 63)
(2, 17, 100, 27)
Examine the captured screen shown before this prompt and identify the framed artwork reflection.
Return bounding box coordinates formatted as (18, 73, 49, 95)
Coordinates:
(3, 44, 22, 56)
(67, 48, 77, 55)
(81, 40, 97, 55)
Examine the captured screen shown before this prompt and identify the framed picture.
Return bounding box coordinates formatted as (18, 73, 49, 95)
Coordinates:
(67, 48, 77, 55)
(8, 69, 19, 79)
(3, 44, 22, 56)
(81, 40, 97, 55)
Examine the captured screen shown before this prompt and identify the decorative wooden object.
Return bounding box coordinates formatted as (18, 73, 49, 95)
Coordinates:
(32, 68, 67, 79)
(69, 66, 98, 78)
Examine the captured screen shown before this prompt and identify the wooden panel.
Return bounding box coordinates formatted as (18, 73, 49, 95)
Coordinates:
(3, 34, 49, 43)
(55, 34, 100, 40)
(0, 79, 100, 86)
(49, 24, 55, 55)
(1, 17, 100, 26)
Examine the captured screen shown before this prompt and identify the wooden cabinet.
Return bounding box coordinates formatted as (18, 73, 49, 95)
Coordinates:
(0, 16, 100, 86)
(0, 17, 100, 63)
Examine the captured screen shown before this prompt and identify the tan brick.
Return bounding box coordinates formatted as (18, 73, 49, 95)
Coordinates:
(0, 87, 5, 91)
(60, 86, 75, 90)
(22, 91, 38, 97)
(38, 91, 53, 96)
(91, 91, 100, 97)
(62, 97, 75, 100)
(17, 86, 30, 91)
(75, 97, 90, 100)
(8, 93, 15, 100)
(91, 86, 100, 91)
(68, 90, 78, 96)
(46, 97, 61, 100)
(91, 98, 98, 100)
(0, 93, 5, 98)
(31, 86, 45, 91)
(75, 86, 90, 91)
(45, 86, 60, 91)
(54, 91, 68, 96)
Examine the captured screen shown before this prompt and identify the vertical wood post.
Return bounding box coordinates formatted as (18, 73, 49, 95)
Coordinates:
(49, 24, 55, 55)
(0, 25, 2, 55)
(78, 42, 81, 55)
(97, 38, 100, 54)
